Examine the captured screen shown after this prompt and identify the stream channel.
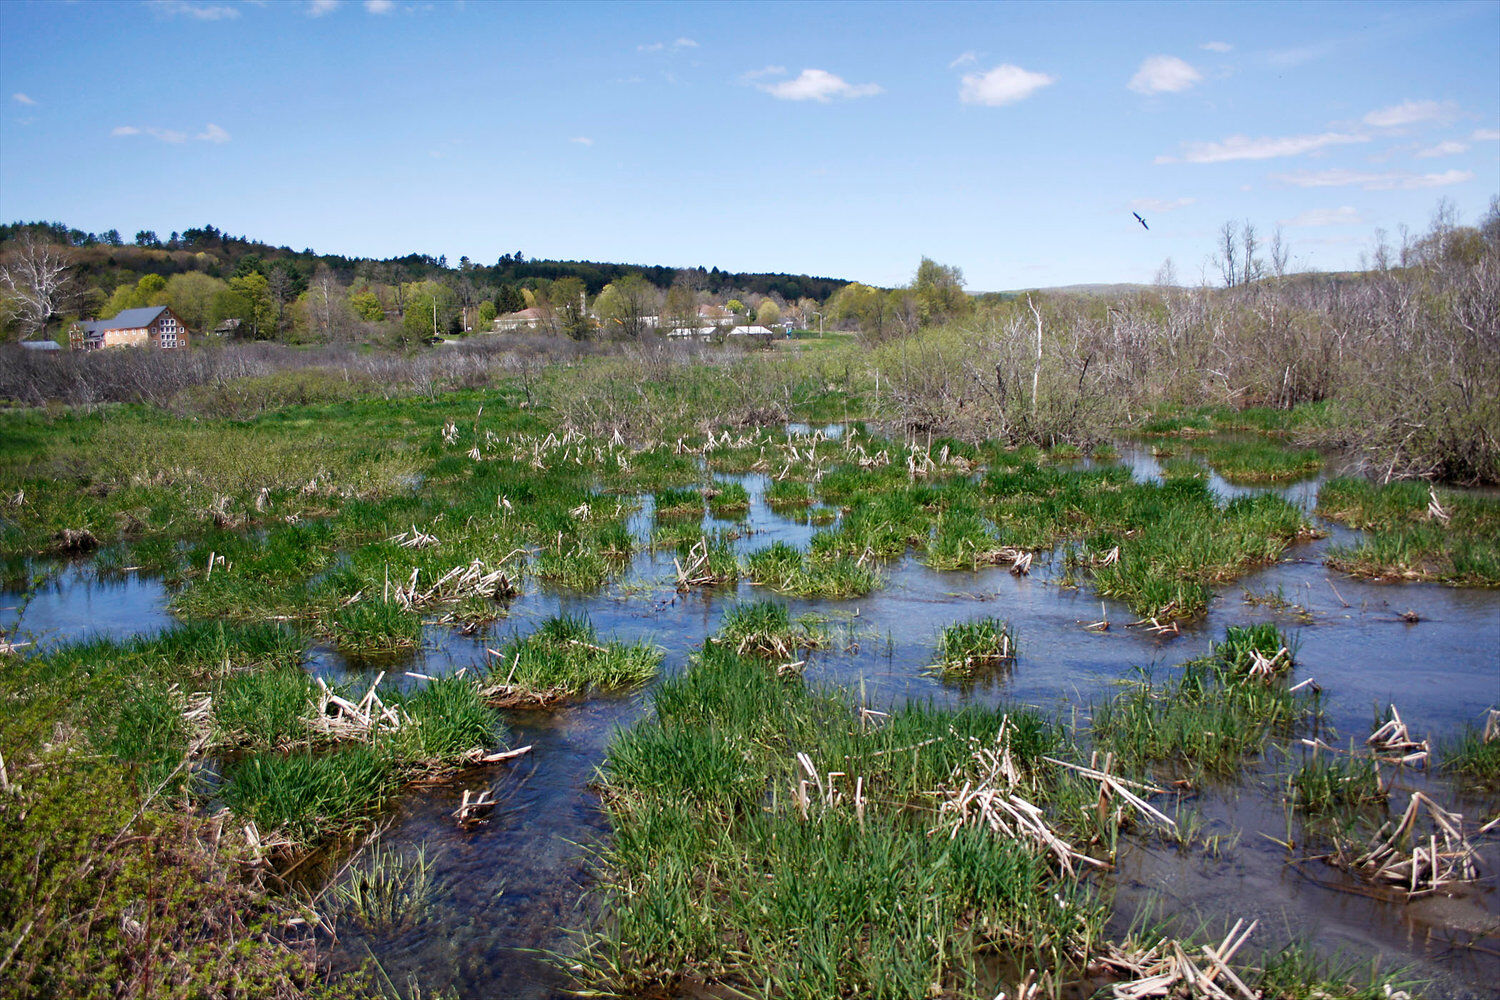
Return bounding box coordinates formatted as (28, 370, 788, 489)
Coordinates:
(5, 436, 1499, 999)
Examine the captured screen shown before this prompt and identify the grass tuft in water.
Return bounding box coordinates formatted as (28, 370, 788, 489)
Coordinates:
(1285, 754, 1386, 818)
(1438, 719, 1500, 786)
(330, 598, 424, 652)
(931, 617, 1018, 677)
(485, 614, 662, 704)
(333, 840, 438, 935)
(714, 599, 824, 659)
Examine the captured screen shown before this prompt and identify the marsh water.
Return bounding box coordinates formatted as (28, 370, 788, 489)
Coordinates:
(5, 440, 1499, 999)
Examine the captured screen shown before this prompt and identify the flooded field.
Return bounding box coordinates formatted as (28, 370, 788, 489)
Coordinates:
(5, 435, 1497, 999)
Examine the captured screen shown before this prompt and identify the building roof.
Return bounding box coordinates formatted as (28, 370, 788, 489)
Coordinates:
(81, 306, 170, 335)
(20, 340, 61, 351)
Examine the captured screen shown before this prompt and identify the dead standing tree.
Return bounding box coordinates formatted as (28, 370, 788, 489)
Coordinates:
(0, 232, 77, 340)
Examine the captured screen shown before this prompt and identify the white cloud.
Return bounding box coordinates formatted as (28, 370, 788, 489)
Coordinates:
(948, 50, 978, 69)
(1200, 41, 1232, 53)
(1281, 206, 1362, 227)
(1415, 139, 1467, 158)
(307, 0, 339, 16)
(1158, 131, 1367, 164)
(1128, 55, 1202, 95)
(638, 37, 697, 53)
(759, 69, 882, 102)
(1363, 99, 1458, 129)
(1272, 167, 1473, 190)
(1130, 197, 1195, 213)
(12, 93, 37, 106)
(113, 123, 229, 144)
(1472, 128, 1500, 141)
(365, 0, 394, 12)
(569, 136, 593, 146)
(959, 64, 1055, 107)
(147, 0, 240, 20)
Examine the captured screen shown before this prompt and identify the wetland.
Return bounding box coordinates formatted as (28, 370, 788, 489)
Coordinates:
(2, 355, 1497, 1000)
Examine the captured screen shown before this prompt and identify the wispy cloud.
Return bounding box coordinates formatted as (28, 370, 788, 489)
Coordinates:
(307, 0, 339, 17)
(1130, 197, 1195, 213)
(1272, 167, 1473, 190)
(1470, 127, 1500, 141)
(1200, 41, 1232, 53)
(740, 65, 786, 82)
(948, 50, 978, 69)
(1415, 139, 1468, 158)
(1158, 130, 1367, 164)
(569, 136, 593, 146)
(1363, 99, 1459, 129)
(12, 93, 36, 106)
(113, 123, 230, 144)
(1281, 206, 1362, 227)
(1266, 38, 1341, 68)
(148, 0, 240, 19)
(638, 37, 698, 53)
(759, 69, 882, 102)
(1128, 55, 1202, 95)
(365, 0, 394, 12)
(959, 64, 1055, 107)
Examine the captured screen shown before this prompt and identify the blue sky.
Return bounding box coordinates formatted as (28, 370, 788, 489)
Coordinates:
(2, 0, 1497, 290)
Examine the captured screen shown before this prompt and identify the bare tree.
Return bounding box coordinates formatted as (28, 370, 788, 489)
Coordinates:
(1371, 228, 1392, 271)
(1240, 220, 1261, 285)
(1269, 226, 1290, 278)
(1216, 220, 1239, 287)
(0, 233, 77, 339)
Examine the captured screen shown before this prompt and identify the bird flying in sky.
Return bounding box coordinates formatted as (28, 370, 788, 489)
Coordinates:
(1133, 212, 1149, 230)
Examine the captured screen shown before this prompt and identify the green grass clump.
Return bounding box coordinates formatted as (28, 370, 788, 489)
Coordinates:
(1090, 637, 1320, 780)
(1319, 477, 1500, 586)
(706, 481, 750, 515)
(745, 542, 882, 598)
(486, 614, 662, 704)
(329, 598, 424, 652)
(932, 617, 1018, 677)
(1214, 622, 1294, 677)
(1439, 722, 1500, 786)
(213, 664, 319, 750)
(390, 675, 504, 769)
(87, 679, 190, 792)
(764, 478, 815, 507)
(1253, 944, 1418, 1000)
(654, 486, 703, 519)
(220, 745, 396, 842)
(1285, 755, 1386, 817)
(533, 545, 610, 590)
(1191, 437, 1322, 484)
(587, 642, 1099, 998)
(714, 599, 823, 659)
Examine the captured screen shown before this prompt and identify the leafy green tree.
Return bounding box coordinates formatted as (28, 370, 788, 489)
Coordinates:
(594, 273, 655, 339)
(495, 284, 525, 314)
(348, 288, 386, 322)
(477, 300, 497, 328)
(664, 283, 697, 333)
(755, 298, 781, 327)
(550, 276, 592, 339)
(401, 281, 459, 341)
(163, 272, 227, 331)
(913, 257, 969, 325)
(726, 298, 746, 317)
(228, 271, 274, 338)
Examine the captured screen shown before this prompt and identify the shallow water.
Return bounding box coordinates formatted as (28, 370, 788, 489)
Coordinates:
(4, 457, 1498, 999)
